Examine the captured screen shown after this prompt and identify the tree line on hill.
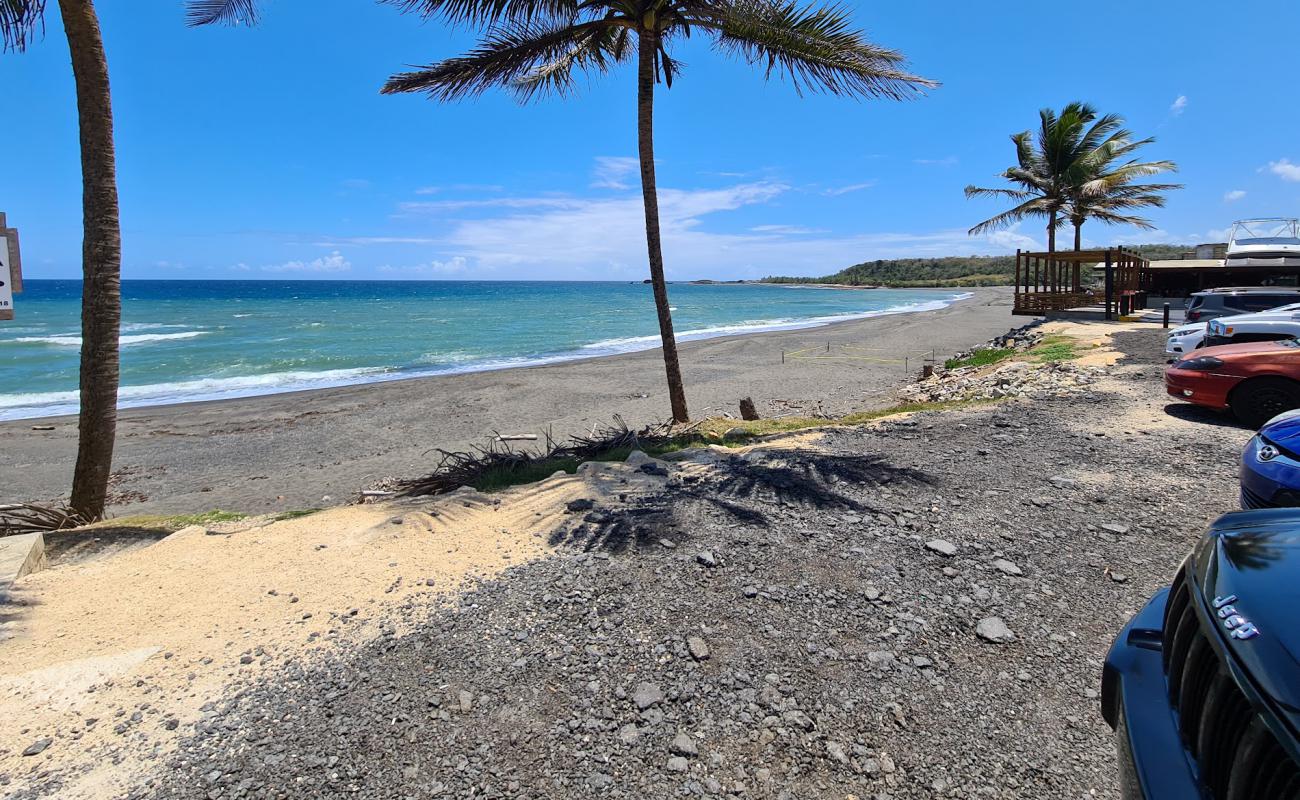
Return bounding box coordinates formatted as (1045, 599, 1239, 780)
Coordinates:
(761, 244, 1193, 288)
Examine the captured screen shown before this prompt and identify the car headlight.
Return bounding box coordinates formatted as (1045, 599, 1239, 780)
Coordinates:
(1174, 356, 1224, 371)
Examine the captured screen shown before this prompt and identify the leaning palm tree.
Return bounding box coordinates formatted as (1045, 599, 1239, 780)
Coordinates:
(4, 0, 122, 520)
(966, 102, 1122, 253)
(1065, 136, 1180, 250)
(191, 0, 934, 424)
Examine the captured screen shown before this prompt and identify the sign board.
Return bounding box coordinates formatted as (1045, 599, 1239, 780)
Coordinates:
(0, 212, 21, 321)
(0, 232, 13, 321)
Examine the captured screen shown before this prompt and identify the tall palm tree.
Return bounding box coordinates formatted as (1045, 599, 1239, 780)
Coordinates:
(191, 0, 934, 424)
(965, 102, 1122, 253)
(4, 0, 122, 519)
(1066, 137, 1179, 250)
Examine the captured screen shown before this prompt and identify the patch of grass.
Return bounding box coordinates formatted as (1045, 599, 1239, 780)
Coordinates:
(273, 508, 322, 522)
(1029, 335, 1081, 363)
(944, 347, 1015, 370)
(88, 509, 249, 533)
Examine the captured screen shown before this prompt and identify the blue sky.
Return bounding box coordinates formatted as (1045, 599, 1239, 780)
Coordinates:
(5, 1, 1300, 281)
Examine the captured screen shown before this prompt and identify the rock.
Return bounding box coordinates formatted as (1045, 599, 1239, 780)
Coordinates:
(666, 756, 689, 773)
(587, 772, 615, 789)
(742, 586, 759, 598)
(22, 738, 52, 757)
(1110, 572, 1129, 583)
(457, 690, 473, 712)
(722, 427, 748, 440)
(992, 559, 1023, 576)
(976, 616, 1015, 643)
(670, 731, 698, 757)
(617, 724, 641, 746)
(925, 539, 957, 557)
(632, 682, 664, 710)
(825, 741, 850, 765)
(696, 551, 718, 568)
(686, 636, 711, 661)
(566, 499, 595, 513)
(1101, 522, 1131, 535)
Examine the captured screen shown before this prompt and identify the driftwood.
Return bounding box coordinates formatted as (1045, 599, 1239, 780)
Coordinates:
(739, 398, 760, 421)
(392, 417, 692, 499)
(0, 503, 93, 537)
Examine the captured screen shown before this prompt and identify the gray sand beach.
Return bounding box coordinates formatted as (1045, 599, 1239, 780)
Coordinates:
(0, 287, 1013, 515)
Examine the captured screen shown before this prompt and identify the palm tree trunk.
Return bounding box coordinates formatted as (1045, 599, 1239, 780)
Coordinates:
(1046, 210, 1057, 253)
(59, 0, 122, 519)
(636, 26, 688, 423)
(1073, 220, 1082, 251)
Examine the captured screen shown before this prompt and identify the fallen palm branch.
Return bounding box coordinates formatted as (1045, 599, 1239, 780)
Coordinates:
(389, 417, 700, 499)
(0, 503, 95, 537)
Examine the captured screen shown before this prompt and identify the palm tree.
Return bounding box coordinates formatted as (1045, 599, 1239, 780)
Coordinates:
(1065, 137, 1179, 250)
(191, 0, 934, 424)
(4, 0, 122, 520)
(966, 102, 1122, 253)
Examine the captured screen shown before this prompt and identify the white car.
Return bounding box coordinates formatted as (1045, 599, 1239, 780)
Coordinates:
(1165, 322, 1207, 356)
(1166, 302, 1300, 356)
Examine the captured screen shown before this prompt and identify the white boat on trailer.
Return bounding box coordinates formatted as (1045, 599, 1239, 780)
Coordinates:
(1226, 218, 1300, 267)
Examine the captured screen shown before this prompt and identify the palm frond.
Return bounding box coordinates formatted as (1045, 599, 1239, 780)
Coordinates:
(697, 0, 936, 100)
(964, 185, 1032, 201)
(967, 197, 1053, 236)
(382, 18, 619, 100)
(383, 0, 579, 26)
(186, 0, 259, 26)
(1, 0, 45, 52)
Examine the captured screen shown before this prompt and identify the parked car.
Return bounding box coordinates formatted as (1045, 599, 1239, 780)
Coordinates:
(1165, 340, 1300, 427)
(1185, 287, 1300, 323)
(1241, 409, 1300, 509)
(1167, 305, 1300, 357)
(1101, 509, 1300, 799)
(1165, 322, 1207, 357)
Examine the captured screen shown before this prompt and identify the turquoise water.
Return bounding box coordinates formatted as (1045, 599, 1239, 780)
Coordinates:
(0, 280, 968, 420)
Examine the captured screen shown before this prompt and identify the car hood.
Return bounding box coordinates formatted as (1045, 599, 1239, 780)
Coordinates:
(1261, 411, 1300, 452)
(1193, 340, 1293, 359)
(1195, 510, 1300, 729)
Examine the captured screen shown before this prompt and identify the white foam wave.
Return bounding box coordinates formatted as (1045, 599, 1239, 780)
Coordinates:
(9, 331, 208, 347)
(0, 367, 387, 420)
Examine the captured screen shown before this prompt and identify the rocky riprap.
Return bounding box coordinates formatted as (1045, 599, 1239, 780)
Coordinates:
(900, 359, 1107, 404)
(4, 329, 1251, 800)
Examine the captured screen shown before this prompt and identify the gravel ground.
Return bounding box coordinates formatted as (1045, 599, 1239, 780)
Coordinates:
(6, 325, 1257, 799)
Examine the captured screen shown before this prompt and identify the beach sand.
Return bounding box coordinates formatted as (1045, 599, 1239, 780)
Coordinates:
(0, 287, 1014, 516)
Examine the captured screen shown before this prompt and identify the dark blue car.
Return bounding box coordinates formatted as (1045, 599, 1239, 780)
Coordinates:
(1242, 410, 1300, 509)
(1102, 510, 1300, 799)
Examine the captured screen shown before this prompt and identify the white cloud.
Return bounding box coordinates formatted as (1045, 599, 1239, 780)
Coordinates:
(1267, 159, 1300, 182)
(415, 184, 503, 195)
(822, 181, 877, 196)
(261, 251, 351, 273)
(378, 257, 469, 276)
(426, 181, 1038, 280)
(915, 156, 958, 167)
(591, 156, 640, 189)
(1224, 189, 1247, 202)
(1170, 95, 1188, 115)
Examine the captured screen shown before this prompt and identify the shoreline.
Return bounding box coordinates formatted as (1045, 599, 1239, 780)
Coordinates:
(0, 287, 1014, 515)
(0, 288, 975, 421)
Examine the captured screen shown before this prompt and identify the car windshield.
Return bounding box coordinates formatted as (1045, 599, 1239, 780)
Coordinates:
(1230, 219, 1300, 246)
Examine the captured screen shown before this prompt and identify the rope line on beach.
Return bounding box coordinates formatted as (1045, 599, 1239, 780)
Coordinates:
(781, 343, 936, 367)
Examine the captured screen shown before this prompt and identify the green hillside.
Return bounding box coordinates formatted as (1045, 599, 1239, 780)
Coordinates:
(761, 245, 1194, 288)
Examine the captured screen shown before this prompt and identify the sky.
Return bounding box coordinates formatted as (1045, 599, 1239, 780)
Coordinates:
(4, 1, 1300, 281)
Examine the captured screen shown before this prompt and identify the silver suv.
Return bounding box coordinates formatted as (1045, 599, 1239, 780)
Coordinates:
(1185, 287, 1300, 322)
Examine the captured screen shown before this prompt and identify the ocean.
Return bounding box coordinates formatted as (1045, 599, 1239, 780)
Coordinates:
(0, 280, 969, 420)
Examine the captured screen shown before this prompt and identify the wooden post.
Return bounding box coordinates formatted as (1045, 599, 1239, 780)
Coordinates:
(1014, 249, 1021, 310)
(1163, 303, 1171, 329)
(1104, 248, 1115, 321)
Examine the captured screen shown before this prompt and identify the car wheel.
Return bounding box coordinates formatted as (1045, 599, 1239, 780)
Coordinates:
(1231, 377, 1300, 428)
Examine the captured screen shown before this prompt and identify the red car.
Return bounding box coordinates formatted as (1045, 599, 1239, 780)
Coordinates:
(1166, 339, 1300, 426)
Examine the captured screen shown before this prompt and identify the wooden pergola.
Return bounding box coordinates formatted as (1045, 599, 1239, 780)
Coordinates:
(1013, 247, 1150, 319)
